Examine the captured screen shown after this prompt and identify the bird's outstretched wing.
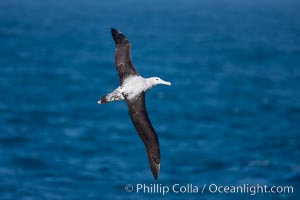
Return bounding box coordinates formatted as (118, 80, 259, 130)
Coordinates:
(125, 92, 160, 180)
(111, 28, 139, 84)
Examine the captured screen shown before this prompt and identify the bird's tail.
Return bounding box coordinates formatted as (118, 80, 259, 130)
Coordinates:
(97, 95, 108, 104)
(98, 88, 124, 105)
(111, 28, 128, 45)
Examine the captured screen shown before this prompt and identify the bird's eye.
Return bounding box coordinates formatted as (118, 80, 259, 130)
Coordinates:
(155, 78, 159, 80)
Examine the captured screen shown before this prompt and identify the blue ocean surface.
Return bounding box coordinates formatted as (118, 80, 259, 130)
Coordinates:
(0, 0, 299, 199)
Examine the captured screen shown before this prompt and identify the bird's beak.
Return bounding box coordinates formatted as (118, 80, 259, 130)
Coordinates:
(160, 79, 172, 86)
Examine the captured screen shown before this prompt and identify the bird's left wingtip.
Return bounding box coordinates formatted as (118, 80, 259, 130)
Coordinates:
(110, 27, 127, 45)
(111, 27, 118, 33)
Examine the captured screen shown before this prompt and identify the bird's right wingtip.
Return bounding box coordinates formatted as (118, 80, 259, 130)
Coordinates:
(149, 156, 160, 180)
(153, 163, 160, 180)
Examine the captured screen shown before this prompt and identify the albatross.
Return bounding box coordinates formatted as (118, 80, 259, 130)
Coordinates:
(98, 28, 171, 180)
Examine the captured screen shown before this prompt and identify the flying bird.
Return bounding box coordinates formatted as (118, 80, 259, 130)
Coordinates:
(98, 28, 171, 180)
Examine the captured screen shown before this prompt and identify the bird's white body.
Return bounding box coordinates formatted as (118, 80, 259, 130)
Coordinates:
(98, 75, 171, 104)
(122, 76, 151, 100)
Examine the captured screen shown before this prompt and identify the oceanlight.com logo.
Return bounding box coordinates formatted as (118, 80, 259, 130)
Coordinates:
(124, 183, 294, 196)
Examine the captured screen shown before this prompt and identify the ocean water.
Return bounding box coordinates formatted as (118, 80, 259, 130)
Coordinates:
(0, 0, 299, 199)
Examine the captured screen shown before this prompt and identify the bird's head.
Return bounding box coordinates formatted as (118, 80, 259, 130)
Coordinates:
(147, 77, 172, 88)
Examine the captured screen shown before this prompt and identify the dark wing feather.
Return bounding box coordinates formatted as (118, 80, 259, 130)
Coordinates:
(111, 28, 139, 84)
(125, 93, 160, 180)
